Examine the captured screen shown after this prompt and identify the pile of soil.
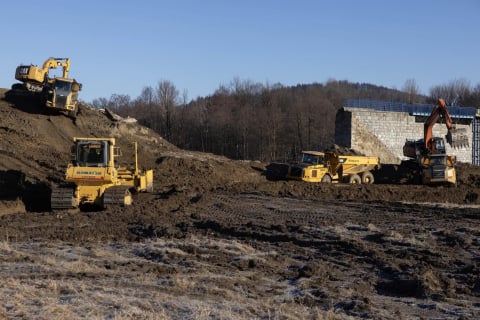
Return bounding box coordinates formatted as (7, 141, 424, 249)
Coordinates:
(325, 144, 364, 155)
(0, 88, 479, 319)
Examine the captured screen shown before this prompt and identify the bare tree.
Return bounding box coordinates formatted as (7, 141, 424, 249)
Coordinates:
(468, 84, 480, 107)
(429, 78, 471, 106)
(108, 94, 131, 114)
(402, 78, 420, 104)
(136, 86, 158, 130)
(91, 97, 108, 109)
(156, 80, 179, 140)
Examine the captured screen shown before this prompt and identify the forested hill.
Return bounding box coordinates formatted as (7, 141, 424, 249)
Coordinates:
(91, 79, 479, 162)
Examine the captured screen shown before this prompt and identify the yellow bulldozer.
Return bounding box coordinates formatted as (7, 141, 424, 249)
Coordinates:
(51, 137, 154, 210)
(11, 57, 82, 118)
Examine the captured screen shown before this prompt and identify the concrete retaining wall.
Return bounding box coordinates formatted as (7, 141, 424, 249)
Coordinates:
(335, 108, 472, 164)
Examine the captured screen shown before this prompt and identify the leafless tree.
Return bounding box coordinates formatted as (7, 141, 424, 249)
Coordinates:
(91, 97, 108, 109)
(429, 78, 471, 106)
(108, 94, 131, 114)
(402, 78, 420, 104)
(156, 80, 179, 140)
(134, 86, 158, 129)
(88, 78, 431, 162)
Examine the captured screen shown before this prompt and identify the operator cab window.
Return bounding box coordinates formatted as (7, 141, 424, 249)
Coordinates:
(302, 153, 323, 165)
(76, 141, 109, 167)
(54, 80, 72, 96)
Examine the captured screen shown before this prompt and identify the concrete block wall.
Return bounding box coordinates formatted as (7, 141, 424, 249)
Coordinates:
(335, 107, 473, 164)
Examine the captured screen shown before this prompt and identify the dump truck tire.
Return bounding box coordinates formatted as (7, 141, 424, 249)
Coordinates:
(349, 174, 361, 184)
(361, 171, 374, 184)
(321, 174, 332, 183)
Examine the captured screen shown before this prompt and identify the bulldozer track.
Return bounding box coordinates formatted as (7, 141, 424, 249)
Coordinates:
(50, 187, 75, 210)
(103, 186, 132, 207)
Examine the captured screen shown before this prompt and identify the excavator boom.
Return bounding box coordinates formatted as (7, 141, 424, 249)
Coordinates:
(15, 57, 71, 85)
(424, 98, 468, 150)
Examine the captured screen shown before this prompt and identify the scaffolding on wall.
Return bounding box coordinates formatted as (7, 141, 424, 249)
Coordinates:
(473, 118, 480, 165)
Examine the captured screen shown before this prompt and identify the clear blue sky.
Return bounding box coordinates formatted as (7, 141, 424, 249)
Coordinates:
(1, 0, 479, 103)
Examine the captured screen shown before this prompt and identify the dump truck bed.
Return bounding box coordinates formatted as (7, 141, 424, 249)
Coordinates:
(337, 155, 380, 175)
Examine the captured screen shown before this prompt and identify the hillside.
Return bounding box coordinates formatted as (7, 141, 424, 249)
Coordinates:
(0, 88, 265, 210)
(0, 88, 480, 319)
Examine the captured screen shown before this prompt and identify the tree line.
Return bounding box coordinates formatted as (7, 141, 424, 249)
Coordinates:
(91, 78, 480, 162)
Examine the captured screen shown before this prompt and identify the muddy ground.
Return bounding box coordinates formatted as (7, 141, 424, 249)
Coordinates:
(0, 88, 479, 319)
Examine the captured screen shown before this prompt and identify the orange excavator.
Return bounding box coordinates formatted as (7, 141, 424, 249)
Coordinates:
(403, 98, 468, 185)
(424, 98, 468, 151)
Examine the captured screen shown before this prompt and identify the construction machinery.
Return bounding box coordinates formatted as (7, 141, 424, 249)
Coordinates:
(402, 98, 467, 185)
(15, 57, 71, 92)
(44, 77, 82, 118)
(267, 150, 380, 184)
(51, 137, 153, 210)
(11, 57, 82, 118)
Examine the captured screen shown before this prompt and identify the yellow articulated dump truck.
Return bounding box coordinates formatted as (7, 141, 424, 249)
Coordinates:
(51, 137, 153, 210)
(285, 151, 380, 184)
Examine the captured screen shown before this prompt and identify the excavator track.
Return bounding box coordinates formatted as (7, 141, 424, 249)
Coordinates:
(51, 187, 76, 210)
(103, 186, 132, 207)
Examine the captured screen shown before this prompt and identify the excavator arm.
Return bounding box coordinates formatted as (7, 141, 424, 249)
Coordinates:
(15, 57, 71, 85)
(424, 98, 468, 151)
(41, 57, 70, 78)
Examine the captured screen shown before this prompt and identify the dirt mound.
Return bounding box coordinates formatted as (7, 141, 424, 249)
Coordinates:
(325, 143, 364, 155)
(0, 88, 265, 208)
(0, 89, 174, 182)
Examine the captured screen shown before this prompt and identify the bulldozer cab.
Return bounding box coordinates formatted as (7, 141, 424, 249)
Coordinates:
(75, 140, 110, 167)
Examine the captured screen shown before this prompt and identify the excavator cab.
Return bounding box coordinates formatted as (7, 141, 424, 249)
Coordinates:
(431, 137, 446, 154)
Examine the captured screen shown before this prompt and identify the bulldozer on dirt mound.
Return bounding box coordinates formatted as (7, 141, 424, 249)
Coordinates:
(9, 57, 82, 119)
(51, 137, 153, 210)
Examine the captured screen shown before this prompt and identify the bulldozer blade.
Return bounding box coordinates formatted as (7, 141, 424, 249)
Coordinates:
(446, 128, 469, 148)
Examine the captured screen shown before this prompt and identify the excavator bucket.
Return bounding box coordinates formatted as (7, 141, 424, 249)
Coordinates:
(446, 128, 469, 148)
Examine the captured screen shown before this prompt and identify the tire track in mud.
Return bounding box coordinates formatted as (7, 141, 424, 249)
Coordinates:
(190, 193, 395, 276)
(192, 194, 480, 275)
(187, 192, 480, 318)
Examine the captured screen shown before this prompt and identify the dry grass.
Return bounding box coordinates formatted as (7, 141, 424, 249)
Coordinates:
(0, 238, 348, 319)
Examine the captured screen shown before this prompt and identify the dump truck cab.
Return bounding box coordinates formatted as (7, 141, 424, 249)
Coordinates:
(301, 151, 325, 165)
(420, 153, 456, 185)
(288, 151, 331, 182)
(44, 77, 81, 118)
